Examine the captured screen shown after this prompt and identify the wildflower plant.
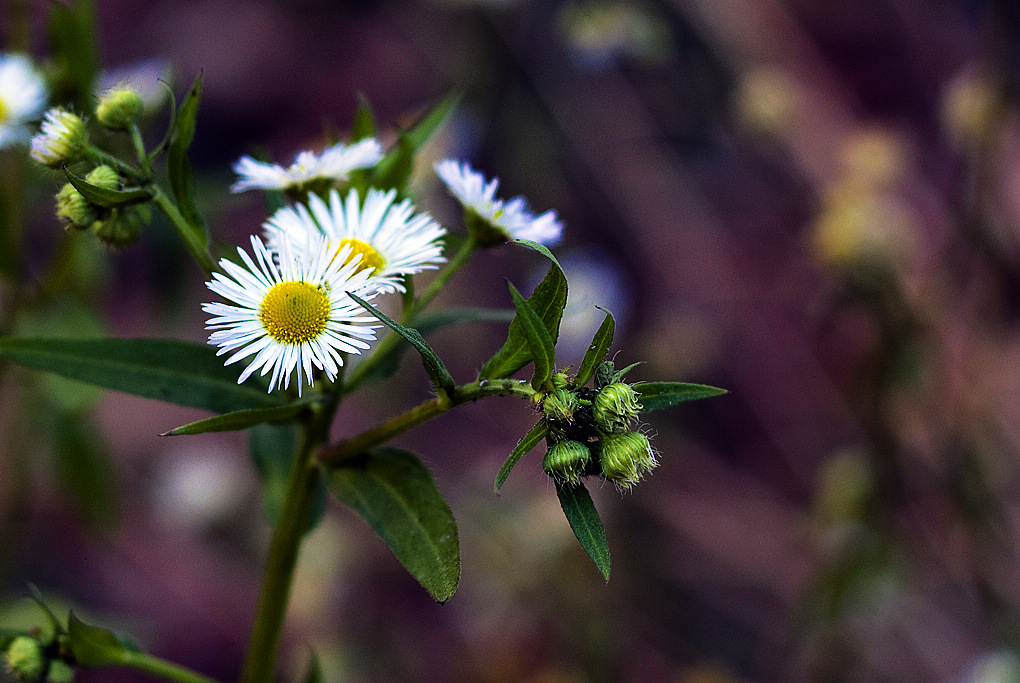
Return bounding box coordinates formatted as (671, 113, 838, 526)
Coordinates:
(0, 12, 723, 683)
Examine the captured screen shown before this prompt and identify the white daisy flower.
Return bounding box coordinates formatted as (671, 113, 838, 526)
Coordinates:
(265, 187, 446, 294)
(231, 138, 383, 193)
(434, 158, 563, 247)
(30, 108, 87, 168)
(203, 235, 381, 395)
(0, 54, 47, 149)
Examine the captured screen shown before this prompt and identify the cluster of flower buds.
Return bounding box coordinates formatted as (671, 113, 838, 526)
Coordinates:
(31, 86, 151, 248)
(2, 633, 74, 683)
(539, 361, 656, 490)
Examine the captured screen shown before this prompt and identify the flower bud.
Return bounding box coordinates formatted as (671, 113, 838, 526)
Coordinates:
(543, 440, 591, 485)
(93, 204, 150, 248)
(55, 183, 97, 230)
(95, 85, 143, 130)
(593, 382, 642, 433)
(542, 390, 576, 424)
(4, 635, 44, 682)
(85, 164, 121, 190)
(30, 109, 88, 168)
(599, 431, 656, 490)
(46, 661, 74, 683)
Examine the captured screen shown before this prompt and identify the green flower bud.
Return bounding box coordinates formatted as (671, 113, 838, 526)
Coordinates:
(55, 183, 97, 230)
(549, 371, 570, 391)
(95, 85, 143, 130)
(5, 636, 44, 682)
(45, 661, 74, 683)
(599, 431, 656, 490)
(543, 440, 592, 485)
(30, 109, 88, 169)
(593, 382, 642, 433)
(85, 164, 121, 190)
(542, 390, 577, 424)
(93, 204, 150, 248)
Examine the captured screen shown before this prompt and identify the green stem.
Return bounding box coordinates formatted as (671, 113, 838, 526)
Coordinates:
(112, 650, 219, 683)
(150, 186, 216, 275)
(129, 123, 153, 177)
(84, 145, 148, 184)
(319, 378, 536, 465)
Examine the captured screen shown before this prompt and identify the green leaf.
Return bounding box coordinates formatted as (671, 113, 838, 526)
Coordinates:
(327, 448, 460, 602)
(48, 0, 100, 112)
(371, 92, 460, 192)
(351, 93, 376, 141)
(634, 382, 727, 412)
(507, 282, 555, 390)
(555, 481, 611, 580)
(63, 166, 152, 208)
(50, 410, 116, 528)
(350, 293, 456, 396)
(161, 400, 317, 436)
(480, 255, 568, 380)
(494, 420, 549, 493)
(26, 585, 64, 636)
(512, 239, 563, 271)
(0, 338, 282, 413)
(67, 612, 132, 666)
(575, 308, 615, 387)
(302, 651, 324, 683)
(167, 70, 207, 246)
(413, 307, 516, 334)
(250, 423, 326, 531)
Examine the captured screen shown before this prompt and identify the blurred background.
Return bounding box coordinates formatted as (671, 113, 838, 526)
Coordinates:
(5, 0, 1020, 681)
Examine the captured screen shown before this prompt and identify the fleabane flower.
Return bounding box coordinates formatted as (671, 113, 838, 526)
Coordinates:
(434, 158, 563, 247)
(203, 235, 381, 395)
(231, 138, 383, 195)
(30, 108, 87, 168)
(265, 187, 446, 294)
(0, 54, 46, 149)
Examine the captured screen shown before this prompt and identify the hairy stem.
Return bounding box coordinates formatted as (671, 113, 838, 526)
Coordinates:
(149, 186, 216, 275)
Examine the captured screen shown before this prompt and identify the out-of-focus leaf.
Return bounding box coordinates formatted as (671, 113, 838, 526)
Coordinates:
(634, 382, 727, 412)
(250, 423, 327, 531)
(48, 0, 99, 111)
(168, 70, 207, 245)
(351, 93, 376, 141)
(494, 420, 549, 493)
(162, 400, 316, 436)
(328, 448, 460, 602)
(63, 166, 152, 208)
(67, 612, 131, 666)
(0, 337, 282, 413)
(480, 253, 567, 380)
(414, 307, 516, 334)
(51, 410, 116, 528)
(371, 131, 414, 194)
(575, 308, 614, 387)
(301, 651, 324, 683)
(350, 293, 455, 396)
(555, 481, 611, 580)
(507, 282, 555, 390)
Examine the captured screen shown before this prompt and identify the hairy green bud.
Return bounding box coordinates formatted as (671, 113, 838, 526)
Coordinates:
(55, 184, 97, 230)
(599, 431, 656, 490)
(593, 382, 642, 433)
(96, 86, 144, 130)
(30, 109, 88, 169)
(85, 164, 121, 190)
(5, 636, 44, 682)
(93, 204, 150, 248)
(543, 440, 591, 485)
(46, 661, 74, 683)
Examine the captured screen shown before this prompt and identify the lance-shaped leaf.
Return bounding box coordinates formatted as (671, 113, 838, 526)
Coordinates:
(350, 293, 455, 396)
(634, 382, 727, 412)
(161, 399, 318, 436)
(63, 166, 152, 208)
(507, 282, 555, 390)
(494, 420, 549, 493)
(480, 251, 567, 380)
(67, 612, 136, 667)
(350, 93, 376, 141)
(0, 338, 282, 413)
(168, 70, 207, 246)
(328, 448, 460, 603)
(555, 481, 611, 580)
(575, 307, 615, 387)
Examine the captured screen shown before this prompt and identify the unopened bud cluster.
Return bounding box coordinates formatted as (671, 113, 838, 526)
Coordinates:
(539, 362, 655, 490)
(3, 633, 75, 683)
(54, 165, 149, 247)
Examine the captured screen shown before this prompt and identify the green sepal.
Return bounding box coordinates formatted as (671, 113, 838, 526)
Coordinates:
(555, 481, 611, 581)
(167, 70, 208, 246)
(575, 307, 615, 387)
(507, 282, 555, 390)
(634, 381, 727, 412)
(350, 293, 456, 396)
(494, 420, 549, 493)
(0, 337, 283, 414)
(327, 448, 460, 603)
(350, 93, 376, 141)
(62, 166, 152, 208)
(161, 399, 319, 436)
(67, 612, 140, 667)
(480, 247, 567, 380)
(250, 423, 327, 532)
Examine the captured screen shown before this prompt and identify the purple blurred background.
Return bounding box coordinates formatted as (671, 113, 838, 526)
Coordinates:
(6, 0, 1020, 681)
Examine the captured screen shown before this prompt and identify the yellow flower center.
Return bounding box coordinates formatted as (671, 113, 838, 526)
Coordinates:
(0, 97, 8, 124)
(259, 281, 330, 345)
(335, 238, 385, 275)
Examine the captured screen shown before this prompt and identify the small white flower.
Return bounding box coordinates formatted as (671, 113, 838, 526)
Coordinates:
(30, 108, 87, 168)
(434, 158, 563, 246)
(203, 235, 381, 395)
(231, 139, 384, 193)
(0, 53, 46, 149)
(265, 187, 446, 294)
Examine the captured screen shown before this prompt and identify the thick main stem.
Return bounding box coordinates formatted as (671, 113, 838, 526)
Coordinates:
(150, 187, 216, 275)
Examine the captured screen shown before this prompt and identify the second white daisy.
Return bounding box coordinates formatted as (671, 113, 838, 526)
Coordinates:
(265, 187, 446, 294)
(203, 234, 381, 395)
(231, 138, 383, 195)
